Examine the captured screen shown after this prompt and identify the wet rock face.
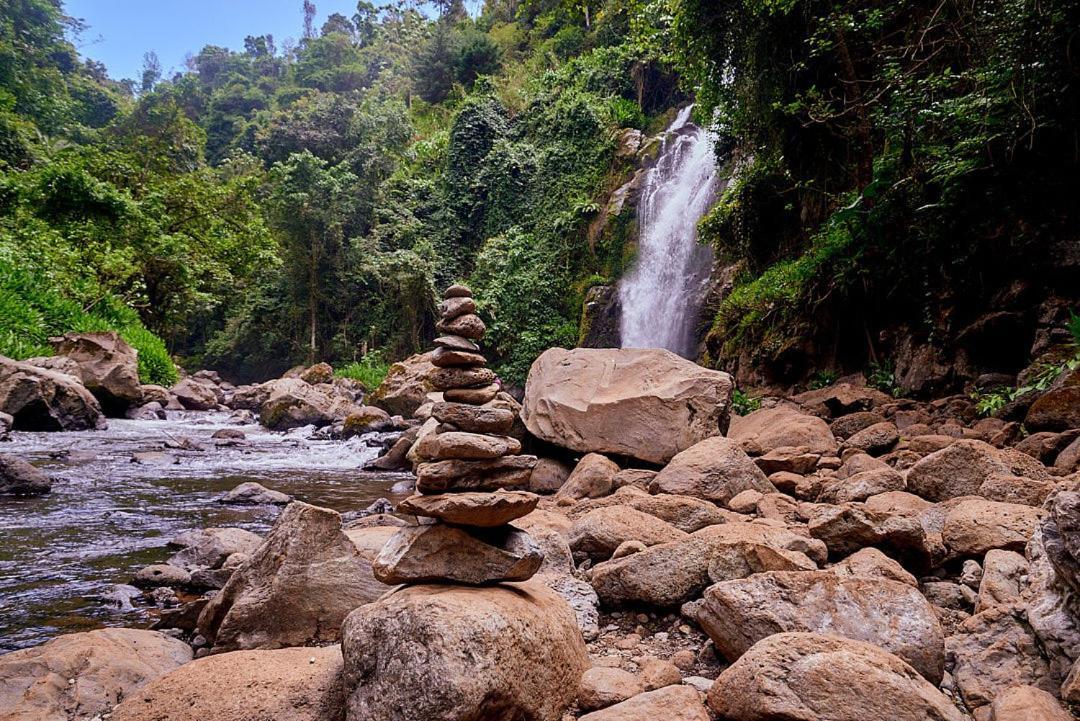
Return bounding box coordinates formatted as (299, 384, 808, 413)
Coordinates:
(340, 581, 589, 721)
(522, 347, 734, 464)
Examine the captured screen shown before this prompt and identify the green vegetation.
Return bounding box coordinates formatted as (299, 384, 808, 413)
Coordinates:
(2, 0, 1075, 391)
(731, 388, 760, 416)
(336, 353, 391, 391)
(662, 0, 1079, 380)
(0, 0, 673, 386)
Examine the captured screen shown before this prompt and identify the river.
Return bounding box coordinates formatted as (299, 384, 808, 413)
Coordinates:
(0, 411, 412, 652)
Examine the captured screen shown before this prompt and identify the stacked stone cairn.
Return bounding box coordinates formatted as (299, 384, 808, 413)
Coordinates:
(372, 284, 543, 585)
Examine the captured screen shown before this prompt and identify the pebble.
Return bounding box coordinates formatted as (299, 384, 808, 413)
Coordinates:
(682, 676, 714, 694)
(635, 613, 649, 624)
(615, 634, 641, 650)
(678, 624, 691, 634)
(671, 649, 696, 670)
(653, 631, 669, 641)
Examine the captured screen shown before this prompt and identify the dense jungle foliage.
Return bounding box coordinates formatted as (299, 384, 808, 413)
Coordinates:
(2, 0, 1077, 390)
(1, 0, 673, 385)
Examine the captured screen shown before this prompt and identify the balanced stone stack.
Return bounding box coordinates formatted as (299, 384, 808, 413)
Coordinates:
(372, 284, 543, 585)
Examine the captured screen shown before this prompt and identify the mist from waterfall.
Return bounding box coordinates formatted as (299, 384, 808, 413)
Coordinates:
(618, 105, 718, 358)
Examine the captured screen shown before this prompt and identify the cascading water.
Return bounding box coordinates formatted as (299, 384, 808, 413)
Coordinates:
(619, 105, 718, 358)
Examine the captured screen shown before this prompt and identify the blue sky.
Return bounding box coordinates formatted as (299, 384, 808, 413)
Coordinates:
(64, 1, 376, 81)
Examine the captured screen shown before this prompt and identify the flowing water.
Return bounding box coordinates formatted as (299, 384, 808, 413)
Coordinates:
(0, 412, 412, 652)
(619, 105, 719, 357)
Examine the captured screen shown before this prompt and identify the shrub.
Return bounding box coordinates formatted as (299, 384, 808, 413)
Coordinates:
(336, 353, 390, 391)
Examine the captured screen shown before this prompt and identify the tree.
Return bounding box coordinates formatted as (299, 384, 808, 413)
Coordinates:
(140, 51, 162, 94)
(412, 21, 457, 103)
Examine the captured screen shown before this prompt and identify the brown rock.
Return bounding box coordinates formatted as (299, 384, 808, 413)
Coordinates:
(947, 605, 1056, 712)
(589, 523, 825, 607)
(729, 405, 838, 455)
(990, 685, 1071, 721)
(433, 334, 479, 352)
(976, 549, 1029, 612)
(807, 502, 932, 567)
(528, 457, 572, 493)
(578, 667, 644, 711)
(372, 524, 543, 584)
(298, 362, 334, 384)
(197, 502, 384, 652)
(368, 352, 435, 416)
(684, 571, 944, 682)
(638, 657, 682, 690)
(444, 383, 499, 404)
(111, 646, 345, 721)
(941, 498, 1043, 557)
(431, 401, 513, 434)
(569, 506, 688, 561)
(829, 547, 918, 586)
(443, 283, 472, 298)
(397, 489, 539, 527)
(651, 436, 776, 504)
(580, 686, 709, 721)
(830, 411, 887, 440)
(1025, 368, 1080, 432)
(430, 347, 487, 368)
(570, 486, 730, 532)
(437, 296, 476, 320)
(428, 366, 496, 392)
(818, 467, 905, 503)
(414, 430, 520, 461)
(845, 421, 900, 455)
(557, 453, 619, 501)
(0, 356, 107, 431)
(0, 628, 191, 721)
(435, 313, 486, 339)
(522, 348, 733, 465)
(48, 331, 144, 413)
(341, 580, 588, 721)
(792, 382, 893, 418)
(707, 632, 966, 721)
(906, 439, 1054, 502)
(415, 455, 537, 493)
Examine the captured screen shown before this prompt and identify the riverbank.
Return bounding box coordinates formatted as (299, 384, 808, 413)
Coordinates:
(0, 411, 410, 652)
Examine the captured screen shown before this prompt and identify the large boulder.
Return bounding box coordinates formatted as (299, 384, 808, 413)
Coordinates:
(569, 486, 730, 533)
(791, 382, 893, 418)
(569, 506, 688, 561)
(0, 355, 106, 431)
(707, 632, 966, 721)
(48, 332, 144, 413)
(906, 439, 1054, 503)
(0, 628, 192, 721)
(521, 348, 733, 465)
(941, 498, 1043, 557)
(171, 376, 220, 411)
(197, 502, 384, 652)
(578, 686, 710, 721)
(728, 405, 838, 455)
(111, 646, 345, 721)
(990, 685, 1072, 721)
(650, 436, 776, 504)
(0, 455, 51, 495)
(258, 378, 358, 430)
(589, 522, 825, 608)
(683, 571, 945, 682)
(1025, 368, 1080, 432)
(340, 580, 589, 721)
(368, 352, 435, 417)
(167, 527, 263, 570)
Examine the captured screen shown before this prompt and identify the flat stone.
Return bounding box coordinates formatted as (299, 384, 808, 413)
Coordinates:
(435, 313, 485, 340)
(416, 455, 537, 493)
(444, 384, 500, 404)
(397, 490, 539, 527)
(414, 430, 521, 461)
(133, 564, 192, 588)
(431, 347, 487, 368)
(438, 296, 476, 320)
(429, 366, 496, 391)
(373, 524, 543, 585)
(433, 334, 480, 352)
(220, 481, 292, 506)
(432, 401, 513, 434)
(443, 283, 472, 299)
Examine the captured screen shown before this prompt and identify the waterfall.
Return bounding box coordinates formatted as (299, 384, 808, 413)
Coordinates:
(618, 105, 718, 358)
